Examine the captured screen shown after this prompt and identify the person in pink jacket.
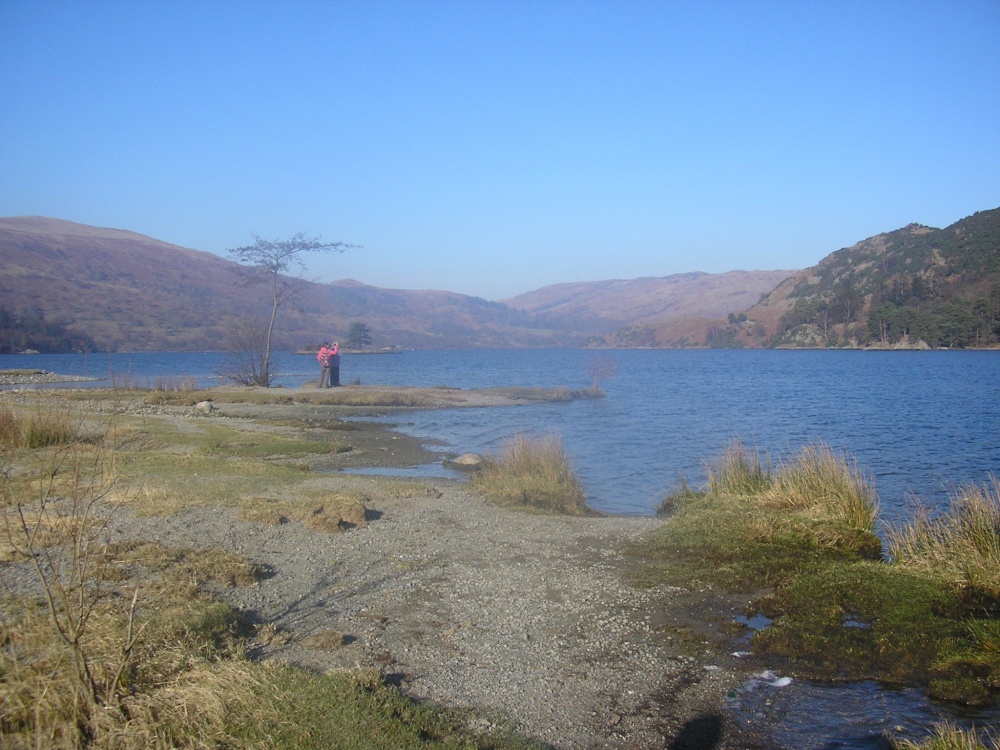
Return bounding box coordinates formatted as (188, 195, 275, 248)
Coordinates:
(317, 343, 331, 388)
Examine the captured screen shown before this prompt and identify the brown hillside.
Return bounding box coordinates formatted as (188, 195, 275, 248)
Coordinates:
(503, 270, 796, 325)
(0, 217, 592, 351)
(1, 216, 805, 352)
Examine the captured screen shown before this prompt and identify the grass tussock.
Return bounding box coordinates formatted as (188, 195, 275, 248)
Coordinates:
(0, 405, 79, 450)
(635, 443, 1000, 704)
(704, 440, 773, 497)
(887, 479, 1000, 607)
(891, 722, 1000, 750)
(470, 434, 591, 516)
(647, 442, 881, 586)
(237, 492, 369, 532)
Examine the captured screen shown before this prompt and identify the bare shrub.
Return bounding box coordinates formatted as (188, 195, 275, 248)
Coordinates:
(217, 314, 272, 387)
(1, 405, 142, 744)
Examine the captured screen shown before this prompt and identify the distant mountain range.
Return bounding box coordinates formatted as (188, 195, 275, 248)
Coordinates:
(0, 216, 789, 352)
(1, 208, 997, 353)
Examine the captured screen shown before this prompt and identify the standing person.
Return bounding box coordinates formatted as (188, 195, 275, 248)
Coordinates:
(329, 341, 341, 387)
(317, 343, 331, 388)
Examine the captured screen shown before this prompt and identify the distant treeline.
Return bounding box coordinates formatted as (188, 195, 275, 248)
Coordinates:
(866, 277, 1000, 348)
(770, 207, 1000, 349)
(0, 306, 97, 354)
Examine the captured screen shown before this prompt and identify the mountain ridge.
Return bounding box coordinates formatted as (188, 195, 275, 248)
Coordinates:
(5, 208, 995, 353)
(723, 207, 1000, 349)
(0, 216, 785, 352)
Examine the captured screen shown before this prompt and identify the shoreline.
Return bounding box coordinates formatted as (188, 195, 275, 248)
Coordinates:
(2, 385, 782, 748)
(135, 396, 778, 748)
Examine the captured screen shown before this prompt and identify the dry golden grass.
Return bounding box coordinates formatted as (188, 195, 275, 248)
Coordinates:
(700, 441, 878, 539)
(765, 444, 879, 532)
(236, 491, 369, 532)
(0, 403, 79, 450)
(891, 722, 999, 750)
(470, 434, 590, 515)
(887, 478, 1000, 600)
(705, 440, 772, 497)
(1, 577, 253, 750)
(107, 541, 263, 587)
(301, 629, 347, 651)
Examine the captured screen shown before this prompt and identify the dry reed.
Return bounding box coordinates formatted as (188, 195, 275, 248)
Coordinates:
(470, 433, 589, 515)
(887, 478, 1000, 599)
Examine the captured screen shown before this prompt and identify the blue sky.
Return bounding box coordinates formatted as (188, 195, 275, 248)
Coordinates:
(2, 1, 998, 300)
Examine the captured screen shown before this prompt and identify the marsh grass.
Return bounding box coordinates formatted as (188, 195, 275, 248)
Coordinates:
(887, 479, 1000, 607)
(752, 561, 959, 682)
(637, 443, 999, 704)
(469, 434, 591, 516)
(705, 440, 773, 497)
(643, 443, 881, 588)
(0, 404, 79, 450)
(891, 722, 1000, 750)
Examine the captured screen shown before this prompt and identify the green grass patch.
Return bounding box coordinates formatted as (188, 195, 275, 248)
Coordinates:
(631, 442, 999, 705)
(469, 434, 591, 516)
(754, 561, 960, 683)
(197, 428, 350, 459)
(891, 722, 1000, 749)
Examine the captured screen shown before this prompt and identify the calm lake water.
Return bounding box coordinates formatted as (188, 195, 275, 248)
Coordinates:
(3, 347, 999, 746)
(2, 348, 998, 525)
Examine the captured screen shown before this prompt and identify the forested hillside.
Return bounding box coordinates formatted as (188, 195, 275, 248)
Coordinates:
(726, 207, 1000, 349)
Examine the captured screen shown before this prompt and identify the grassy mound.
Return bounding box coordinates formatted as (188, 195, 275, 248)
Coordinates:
(469, 434, 591, 516)
(633, 442, 1000, 706)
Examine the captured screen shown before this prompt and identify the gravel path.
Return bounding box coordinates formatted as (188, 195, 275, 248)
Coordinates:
(112, 476, 764, 749)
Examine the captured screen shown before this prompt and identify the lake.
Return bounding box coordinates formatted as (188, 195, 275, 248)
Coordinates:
(4, 347, 999, 746)
(2, 348, 998, 525)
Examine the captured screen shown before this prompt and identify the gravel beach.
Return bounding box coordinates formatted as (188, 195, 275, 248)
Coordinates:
(3, 384, 779, 748)
(112, 477, 770, 749)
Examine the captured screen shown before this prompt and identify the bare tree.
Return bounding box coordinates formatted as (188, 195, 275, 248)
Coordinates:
(217, 313, 272, 386)
(226, 232, 356, 387)
(1, 403, 143, 740)
(585, 353, 619, 393)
